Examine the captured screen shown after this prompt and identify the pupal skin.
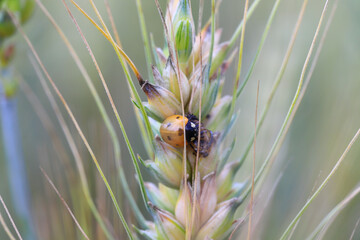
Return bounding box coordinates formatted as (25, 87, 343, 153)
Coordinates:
(195, 198, 240, 240)
(142, 81, 182, 120)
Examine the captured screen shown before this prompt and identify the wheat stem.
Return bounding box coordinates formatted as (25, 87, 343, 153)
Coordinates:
(228, 0, 262, 50)
(0, 212, 16, 240)
(41, 168, 90, 240)
(247, 80, 260, 240)
(236, 0, 308, 175)
(236, 0, 283, 98)
(0, 72, 36, 240)
(10, 11, 134, 239)
(102, 0, 149, 226)
(306, 184, 360, 240)
(28, 54, 114, 239)
(229, 0, 249, 122)
(280, 128, 360, 240)
(207, 0, 216, 70)
(65, 0, 150, 212)
(0, 196, 23, 240)
(241, 0, 329, 202)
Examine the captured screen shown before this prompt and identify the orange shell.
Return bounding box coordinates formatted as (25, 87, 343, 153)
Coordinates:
(160, 115, 188, 147)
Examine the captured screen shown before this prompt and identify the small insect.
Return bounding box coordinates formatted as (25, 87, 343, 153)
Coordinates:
(160, 114, 215, 157)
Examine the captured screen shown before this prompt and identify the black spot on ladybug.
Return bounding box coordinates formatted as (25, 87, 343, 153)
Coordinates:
(167, 123, 171, 127)
(176, 116, 180, 119)
(167, 136, 172, 141)
(178, 128, 184, 136)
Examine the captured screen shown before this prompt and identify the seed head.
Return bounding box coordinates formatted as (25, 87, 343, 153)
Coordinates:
(137, 1, 248, 238)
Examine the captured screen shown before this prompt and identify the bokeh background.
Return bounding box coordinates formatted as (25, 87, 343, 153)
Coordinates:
(0, 0, 359, 239)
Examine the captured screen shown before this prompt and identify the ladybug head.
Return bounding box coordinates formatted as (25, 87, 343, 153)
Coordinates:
(185, 114, 199, 142)
(186, 113, 198, 122)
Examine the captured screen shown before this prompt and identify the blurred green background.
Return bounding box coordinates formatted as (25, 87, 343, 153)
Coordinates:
(0, 0, 359, 239)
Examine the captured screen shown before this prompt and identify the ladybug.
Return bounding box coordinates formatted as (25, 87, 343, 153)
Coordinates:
(160, 114, 215, 157)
